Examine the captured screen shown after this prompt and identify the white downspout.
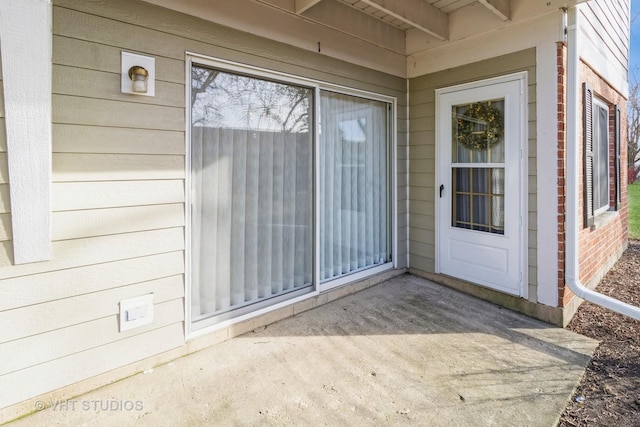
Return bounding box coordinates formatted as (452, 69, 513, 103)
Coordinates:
(565, 6, 640, 321)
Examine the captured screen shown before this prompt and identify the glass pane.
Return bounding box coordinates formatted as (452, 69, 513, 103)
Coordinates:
(472, 168, 489, 193)
(455, 168, 471, 192)
(492, 169, 505, 195)
(319, 90, 390, 281)
(596, 105, 609, 210)
(455, 194, 471, 225)
(473, 195, 489, 226)
(452, 99, 505, 163)
(452, 167, 505, 235)
(492, 195, 504, 230)
(190, 66, 313, 321)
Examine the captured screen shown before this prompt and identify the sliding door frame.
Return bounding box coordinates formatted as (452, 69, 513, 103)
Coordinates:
(184, 53, 397, 339)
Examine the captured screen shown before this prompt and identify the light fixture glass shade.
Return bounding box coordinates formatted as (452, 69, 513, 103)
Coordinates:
(128, 66, 149, 93)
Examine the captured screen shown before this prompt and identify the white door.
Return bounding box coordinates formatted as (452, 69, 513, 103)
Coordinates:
(437, 75, 525, 296)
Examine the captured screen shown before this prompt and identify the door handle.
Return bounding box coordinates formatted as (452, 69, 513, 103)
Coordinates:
(440, 184, 444, 198)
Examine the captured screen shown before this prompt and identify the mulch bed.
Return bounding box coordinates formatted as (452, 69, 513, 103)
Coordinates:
(559, 240, 640, 426)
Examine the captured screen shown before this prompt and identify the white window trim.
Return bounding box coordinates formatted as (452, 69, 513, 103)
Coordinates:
(184, 53, 397, 339)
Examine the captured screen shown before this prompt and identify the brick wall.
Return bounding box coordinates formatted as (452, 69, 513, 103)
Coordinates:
(557, 43, 568, 306)
(557, 42, 628, 308)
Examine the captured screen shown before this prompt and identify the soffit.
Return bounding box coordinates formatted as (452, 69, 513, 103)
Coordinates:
(265, 0, 589, 52)
(141, 0, 590, 77)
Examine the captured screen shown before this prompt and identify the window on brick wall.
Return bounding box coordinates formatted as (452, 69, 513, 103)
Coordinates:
(583, 83, 621, 228)
(592, 97, 609, 215)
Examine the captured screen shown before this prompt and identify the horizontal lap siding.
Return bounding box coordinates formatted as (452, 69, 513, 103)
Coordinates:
(578, 0, 629, 97)
(0, 0, 407, 412)
(0, 186, 8, 213)
(0, 0, 189, 410)
(0, 74, 11, 242)
(408, 50, 537, 297)
(0, 73, 8, 244)
(580, 0, 629, 79)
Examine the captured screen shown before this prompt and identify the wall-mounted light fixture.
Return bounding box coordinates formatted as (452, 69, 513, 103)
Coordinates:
(128, 66, 149, 93)
(121, 52, 155, 97)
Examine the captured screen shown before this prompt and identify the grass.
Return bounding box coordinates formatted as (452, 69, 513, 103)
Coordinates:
(629, 183, 640, 240)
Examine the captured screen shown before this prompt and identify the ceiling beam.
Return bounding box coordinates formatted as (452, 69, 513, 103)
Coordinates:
(478, 0, 510, 21)
(302, 0, 405, 54)
(295, 0, 322, 14)
(358, 0, 448, 41)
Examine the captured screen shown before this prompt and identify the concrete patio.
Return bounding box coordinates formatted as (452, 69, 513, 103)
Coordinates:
(12, 274, 597, 426)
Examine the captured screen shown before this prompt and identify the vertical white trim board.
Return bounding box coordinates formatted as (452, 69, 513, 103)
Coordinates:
(0, 0, 52, 264)
(535, 42, 559, 307)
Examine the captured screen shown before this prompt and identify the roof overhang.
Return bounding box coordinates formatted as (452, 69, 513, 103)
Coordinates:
(141, 0, 593, 77)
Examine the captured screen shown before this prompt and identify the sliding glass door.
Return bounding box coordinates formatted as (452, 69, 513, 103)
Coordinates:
(190, 66, 313, 324)
(189, 59, 393, 329)
(319, 91, 390, 281)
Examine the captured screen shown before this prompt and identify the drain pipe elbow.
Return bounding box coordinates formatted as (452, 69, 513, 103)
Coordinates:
(565, 7, 640, 321)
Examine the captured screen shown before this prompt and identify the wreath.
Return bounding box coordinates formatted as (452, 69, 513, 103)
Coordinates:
(456, 102, 503, 151)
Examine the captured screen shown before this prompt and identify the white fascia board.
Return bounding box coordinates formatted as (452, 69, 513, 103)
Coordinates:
(0, 0, 52, 264)
(536, 42, 559, 307)
(408, 12, 563, 78)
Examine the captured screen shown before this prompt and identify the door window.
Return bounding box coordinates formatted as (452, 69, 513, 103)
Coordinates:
(451, 100, 505, 234)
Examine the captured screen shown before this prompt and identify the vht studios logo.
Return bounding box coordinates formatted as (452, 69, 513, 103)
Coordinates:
(35, 399, 144, 412)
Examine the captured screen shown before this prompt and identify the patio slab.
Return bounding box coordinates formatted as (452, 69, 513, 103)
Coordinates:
(11, 274, 597, 426)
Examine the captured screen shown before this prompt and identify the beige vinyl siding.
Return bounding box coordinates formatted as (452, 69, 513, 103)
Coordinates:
(52, 204, 184, 240)
(54, 124, 184, 155)
(0, 154, 8, 184)
(408, 49, 538, 300)
(0, 63, 9, 244)
(52, 180, 184, 211)
(0, 185, 9, 214)
(0, 120, 5, 152)
(0, 276, 182, 343)
(0, 0, 407, 411)
(0, 252, 184, 311)
(0, 213, 9, 241)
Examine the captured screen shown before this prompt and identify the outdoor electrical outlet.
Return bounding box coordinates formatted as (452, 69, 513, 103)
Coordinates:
(119, 294, 154, 332)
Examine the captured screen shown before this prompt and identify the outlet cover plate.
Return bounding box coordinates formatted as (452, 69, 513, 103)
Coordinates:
(119, 293, 154, 332)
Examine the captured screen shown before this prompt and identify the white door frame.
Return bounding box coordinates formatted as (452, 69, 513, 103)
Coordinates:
(434, 72, 528, 298)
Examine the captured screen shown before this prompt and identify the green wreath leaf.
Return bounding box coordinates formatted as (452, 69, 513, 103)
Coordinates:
(456, 102, 503, 151)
